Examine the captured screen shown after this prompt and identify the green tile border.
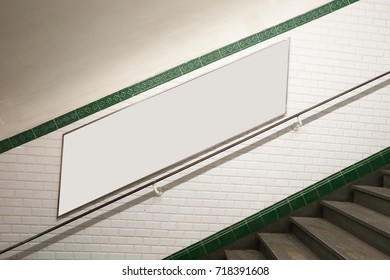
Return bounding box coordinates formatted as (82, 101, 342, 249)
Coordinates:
(203, 236, 222, 255)
(328, 172, 347, 191)
(187, 243, 207, 260)
(9, 130, 36, 147)
(0, 0, 358, 154)
(288, 194, 306, 211)
(75, 101, 101, 119)
(0, 139, 13, 154)
(237, 34, 260, 50)
(219, 42, 241, 58)
(165, 145, 390, 260)
(246, 214, 265, 232)
(316, 180, 333, 196)
(179, 58, 203, 75)
(32, 120, 58, 138)
(200, 50, 222, 66)
(217, 228, 236, 247)
(96, 92, 122, 111)
(54, 110, 80, 129)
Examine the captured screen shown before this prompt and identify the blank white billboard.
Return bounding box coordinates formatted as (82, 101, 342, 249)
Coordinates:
(58, 39, 290, 216)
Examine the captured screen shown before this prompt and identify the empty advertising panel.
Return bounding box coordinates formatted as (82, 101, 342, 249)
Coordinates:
(58, 39, 290, 216)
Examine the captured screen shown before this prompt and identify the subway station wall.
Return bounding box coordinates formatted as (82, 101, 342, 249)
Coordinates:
(0, 0, 390, 259)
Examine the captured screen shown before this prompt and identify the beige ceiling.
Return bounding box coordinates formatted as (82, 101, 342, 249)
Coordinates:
(0, 0, 330, 140)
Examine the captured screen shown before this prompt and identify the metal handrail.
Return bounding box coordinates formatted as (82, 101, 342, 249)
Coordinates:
(0, 70, 389, 256)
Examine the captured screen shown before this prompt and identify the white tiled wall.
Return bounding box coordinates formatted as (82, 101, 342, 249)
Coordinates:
(1, 0, 389, 259)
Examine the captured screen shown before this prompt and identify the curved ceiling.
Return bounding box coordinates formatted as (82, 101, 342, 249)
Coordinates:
(0, 0, 330, 140)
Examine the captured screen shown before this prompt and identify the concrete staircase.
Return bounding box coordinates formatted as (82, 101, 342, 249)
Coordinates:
(224, 170, 390, 260)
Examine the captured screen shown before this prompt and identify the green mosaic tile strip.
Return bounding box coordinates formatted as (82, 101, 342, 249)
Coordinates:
(316, 3, 333, 17)
(266, 26, 280, 39)
(128, 82, 143, 97)
(75, 101, 101, 119)
(219, 42, 241, 58)
(167, 145, 389, 260)
(0, 139, 13, 154)
(32, 120, 58, 138)
(294, 11, 314, 27)
(330, 0, 350, 12)
(156, 66, 183, 83)
(200, 50, 222, 66)
(0, 0, 357, 154)
(142, 74, 165, 90)
(139, 79, 156, 92)
(275, 18, 297, 35)
(118, 87, 135, 101)
(54, 110, 80, 129)
(179, 58, 202, 75)
(238, 34, 260, 50)
(9, 130, 36, 147)
(96, 92, 122, 110)
(257, 30, 270, 43)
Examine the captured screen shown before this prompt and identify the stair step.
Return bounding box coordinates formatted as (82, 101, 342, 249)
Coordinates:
(352, 186, 390, 216)
(258, 233, 318, 260)
(291, 217, 389, 260)
(225, 250, 266, 260)
(322, 200, 390, 254)
(382, 170, 390, 188)
(353, 185, 390, 201)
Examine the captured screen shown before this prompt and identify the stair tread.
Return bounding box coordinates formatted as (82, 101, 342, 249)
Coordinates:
(225, 250, 266, 260)
(352, 185, 390, 201)
(322, 201, 390, 237)
(381, 170, 390, 176)
(291, 217, 389, 259)
(259, 233, 318, 260)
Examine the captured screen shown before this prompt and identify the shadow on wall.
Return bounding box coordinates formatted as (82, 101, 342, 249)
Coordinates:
(6, 78, 390, 259)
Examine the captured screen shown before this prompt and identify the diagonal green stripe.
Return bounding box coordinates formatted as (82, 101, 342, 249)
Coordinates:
(0, 0, 358, 153)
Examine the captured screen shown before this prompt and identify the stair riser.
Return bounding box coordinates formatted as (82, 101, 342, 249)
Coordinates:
(354, 191, 390, 216)
(323, 207, 390, 255)
(258, 240, 277, 260)
(292, 224, 340, 260)
(384, 174, 390, 188)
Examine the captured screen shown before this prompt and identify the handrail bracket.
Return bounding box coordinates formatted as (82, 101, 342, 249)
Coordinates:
(292, 115, 303, 131)
(153, 184, 164, 196)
